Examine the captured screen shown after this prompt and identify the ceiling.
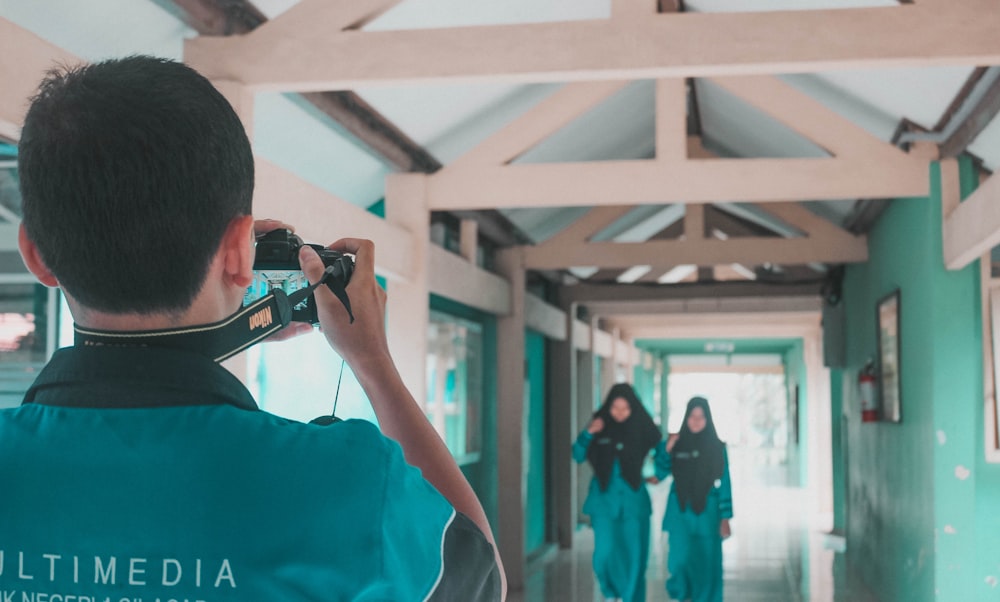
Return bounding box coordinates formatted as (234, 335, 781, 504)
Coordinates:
(1, 0, 996, 290)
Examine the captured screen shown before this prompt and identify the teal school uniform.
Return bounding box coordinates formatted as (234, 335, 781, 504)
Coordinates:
(655, 442, 733, 602)
(574, 430, 669, 602)
(0, 345, 500, 601)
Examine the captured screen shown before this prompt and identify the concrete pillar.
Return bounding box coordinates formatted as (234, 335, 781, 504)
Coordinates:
(550, 296, 578, 549)
(577, 319, 598, 525)
(459, 219, 478, 263)
(384, 174, 430, 400)
(602, 326, 620, 388)
(495, 247, 526, 590)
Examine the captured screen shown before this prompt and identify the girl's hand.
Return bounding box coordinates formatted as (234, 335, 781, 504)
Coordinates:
(666, 433, 679, 452)
(588, 417, 605, 434)
(720, 519, 732, 539)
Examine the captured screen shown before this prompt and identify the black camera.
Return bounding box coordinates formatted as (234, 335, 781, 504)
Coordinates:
(244, 229, 354, 324)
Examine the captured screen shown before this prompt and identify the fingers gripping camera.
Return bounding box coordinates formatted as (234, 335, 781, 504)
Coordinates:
(244, 229, 355, 324)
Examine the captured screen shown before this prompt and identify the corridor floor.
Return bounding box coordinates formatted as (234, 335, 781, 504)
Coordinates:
(511, 449, 878, 602)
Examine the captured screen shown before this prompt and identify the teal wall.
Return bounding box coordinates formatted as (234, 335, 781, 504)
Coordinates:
(830, 368, 846, 533)
(430, 294, 499, 531)
(837, 159, 1000, 600)
(524, 329, 548, 557)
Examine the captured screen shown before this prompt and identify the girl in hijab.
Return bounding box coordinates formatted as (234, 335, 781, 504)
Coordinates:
(652, 396, 733, 602)
(572, 383, 665, 602)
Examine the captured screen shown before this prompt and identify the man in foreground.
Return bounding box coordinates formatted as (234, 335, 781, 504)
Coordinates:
(5, 55, 504, 600)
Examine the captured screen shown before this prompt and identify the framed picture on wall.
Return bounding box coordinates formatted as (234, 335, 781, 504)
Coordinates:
(877, 290, 902, 423)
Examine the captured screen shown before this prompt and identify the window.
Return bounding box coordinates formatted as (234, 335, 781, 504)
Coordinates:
(426, 310, 483, 465)
(248, 331, 377, 425)
(0, 282, 54, 408)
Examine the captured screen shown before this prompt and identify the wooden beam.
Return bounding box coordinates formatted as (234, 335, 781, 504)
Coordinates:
(526, 294, 568, 340)
(429, 245, 510, 316)
(459, 219, 478, 263)
(427, 158, 930, 210)
(523, 235, 867, 270)
(588, 294, 822, 317)
(254, 158, 413, 281)
(562, 280, 822, 304)
(943, 165, 1000, 270)
(613, 0, 659, 21)
(541, 206, 636, 248)
(685, 204, 705, 240)
(656, 79, 687, 162)
(299, 90, 440, 172)
(940, 71, 1000, 159)
(446, 81, 628, 170)
(710, 76, 916, 164)
(184, 4, 1000, 90)
(0, 18, 81, 141)
(758, 202, 864, 247)
(611, 311, 821, 340)
(495, 247, 527, 590)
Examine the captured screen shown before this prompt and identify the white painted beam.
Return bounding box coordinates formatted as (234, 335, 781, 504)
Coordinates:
(655, 79, 687, 162)
(526, 294, 567, 341)
(445, 81, 628, 170)
(0, 18, 81, 141)
(426, 159, 929, 210)
(612, 311, 821, 340)
(429, 245, 509, 316)
(523, 235, 867, 270)
(710, 76, 913, 161)
(943, 167, 999, 270)
(184, 4, 1000, 90)
(384, 174, 429, 401)
(459, 219, 477, 263)
(585, 295, 822, 317)
(495, 247, 527, 590)
(254, 159, 414, 281)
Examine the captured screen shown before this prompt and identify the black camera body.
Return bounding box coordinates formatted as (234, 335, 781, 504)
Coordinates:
(248, 229, 354, 324)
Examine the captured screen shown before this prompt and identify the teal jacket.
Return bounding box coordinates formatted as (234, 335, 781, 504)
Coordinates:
(1, 345, 500, 601)
(655, 441, 733, 532)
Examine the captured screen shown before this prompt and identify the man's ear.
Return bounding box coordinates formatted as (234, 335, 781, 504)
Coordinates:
(18, 224, 59, 287)
(221, 214, 255, 289)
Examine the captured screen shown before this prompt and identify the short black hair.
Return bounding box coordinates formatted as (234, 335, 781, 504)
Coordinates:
(18, 55, 254, 314)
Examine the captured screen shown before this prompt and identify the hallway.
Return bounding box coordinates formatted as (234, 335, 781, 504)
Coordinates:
(512, 449, 878, 602)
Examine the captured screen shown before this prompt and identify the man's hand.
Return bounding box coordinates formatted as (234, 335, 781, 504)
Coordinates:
(720, 519, 732, 539)
(666, 433, 679, 452)
(299, 238, 388, 369)
(588, 417, 605, 434)
(645, 476, 660, 485)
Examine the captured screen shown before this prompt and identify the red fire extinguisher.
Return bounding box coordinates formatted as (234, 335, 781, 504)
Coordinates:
(859, 361, 878, 422)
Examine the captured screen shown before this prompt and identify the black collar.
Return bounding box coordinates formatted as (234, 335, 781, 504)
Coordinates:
(22, 345, 258, 411)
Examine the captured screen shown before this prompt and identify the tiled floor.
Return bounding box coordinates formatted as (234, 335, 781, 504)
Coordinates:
(511, 449, 878, 602)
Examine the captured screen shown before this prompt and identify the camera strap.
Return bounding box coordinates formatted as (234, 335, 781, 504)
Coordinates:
(74, 266, 349, 363)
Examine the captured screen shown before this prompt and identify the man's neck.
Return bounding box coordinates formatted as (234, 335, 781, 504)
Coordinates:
(68, 295, 236, 333)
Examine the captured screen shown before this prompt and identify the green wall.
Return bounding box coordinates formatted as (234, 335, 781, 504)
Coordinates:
(830, 368, 846, 533)
(524, 329, 548, 557)
(838, 159, 1000, 600)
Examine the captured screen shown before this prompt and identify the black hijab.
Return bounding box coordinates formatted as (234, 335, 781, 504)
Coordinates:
(671, 397, 726, 515)
(587, 383, 662, 492)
